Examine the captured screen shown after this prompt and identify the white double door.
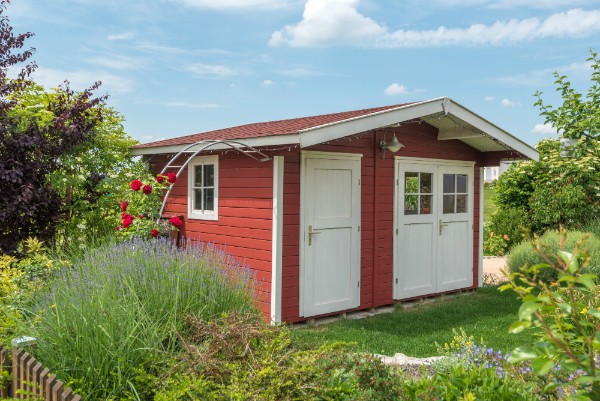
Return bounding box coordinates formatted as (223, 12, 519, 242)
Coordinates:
(394, 159, 474, 299)
(300, 152, 361, 317)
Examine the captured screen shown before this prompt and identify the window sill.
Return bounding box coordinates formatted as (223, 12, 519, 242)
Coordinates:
(188, 212, 218, 221)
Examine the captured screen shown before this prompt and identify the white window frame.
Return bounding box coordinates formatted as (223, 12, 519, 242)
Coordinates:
(188, 155, 219, 220)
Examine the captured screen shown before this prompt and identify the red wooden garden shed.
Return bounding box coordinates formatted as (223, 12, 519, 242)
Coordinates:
(132, 97, 538, 324)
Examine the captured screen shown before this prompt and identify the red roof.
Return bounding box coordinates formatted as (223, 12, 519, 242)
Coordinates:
(134, 103, 411, 148)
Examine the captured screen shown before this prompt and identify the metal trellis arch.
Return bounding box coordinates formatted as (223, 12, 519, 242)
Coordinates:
(156, 140, 272, 223)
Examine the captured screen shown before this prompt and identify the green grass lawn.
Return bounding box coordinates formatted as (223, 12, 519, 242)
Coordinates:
(484, 185, 497, 218)
(290, 286, 534, 358)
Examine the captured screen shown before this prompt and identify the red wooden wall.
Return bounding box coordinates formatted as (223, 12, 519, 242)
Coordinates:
(155, 154, 275, 317)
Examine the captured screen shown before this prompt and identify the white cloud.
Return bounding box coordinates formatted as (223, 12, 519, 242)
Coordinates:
(186, 63, 241, 77)
(87, 54, 141, 70)
(271, 2, 600, 48)
(501, 98, 520, 107)
(107, 31, 136, 41)
(484, 96, 495, 101)
(531, 123, 557, 135)
(384, 83, 409, 96)
(495, 61, 592, 86)
(260, 79, 275, 86)
(176, 0, 297, 10)
(31, 67, 134, 94)
(270, 0, 386, 47)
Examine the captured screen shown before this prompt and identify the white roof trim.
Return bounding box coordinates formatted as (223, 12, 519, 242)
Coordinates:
(131, 97, 538, 161)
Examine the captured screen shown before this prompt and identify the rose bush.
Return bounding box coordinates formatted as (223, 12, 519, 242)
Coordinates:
(116, 173, 181, 239)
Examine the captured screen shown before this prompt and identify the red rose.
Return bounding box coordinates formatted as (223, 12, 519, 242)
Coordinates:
(121, 201, 128, 212)
(115, 226, 121, 231)
(122, 215, 134, 228)
(138, 214, 144, 219)
(156, 174, 165, 183)
(151, 229, 159, 238)
(169, 216, 183, 228)
(168, 172, 177, 184)
(143, 184, 152, 195)
(121, 212, 127, 218)
(130, 179, 143, 191)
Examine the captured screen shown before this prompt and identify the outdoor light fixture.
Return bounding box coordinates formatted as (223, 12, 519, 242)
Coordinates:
(380, 132, 404, 158)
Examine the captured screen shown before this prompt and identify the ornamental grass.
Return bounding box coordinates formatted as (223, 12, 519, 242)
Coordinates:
(21, 237, 257, 400)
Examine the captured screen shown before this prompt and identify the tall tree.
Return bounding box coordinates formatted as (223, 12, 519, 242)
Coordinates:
(0, 0, 105, 254)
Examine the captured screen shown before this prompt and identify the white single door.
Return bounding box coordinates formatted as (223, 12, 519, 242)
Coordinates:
(437, 166, 473, 292)
(395, 160, 473, 299)
(395, 163, 437, 299)
(301, 153, 361, 317)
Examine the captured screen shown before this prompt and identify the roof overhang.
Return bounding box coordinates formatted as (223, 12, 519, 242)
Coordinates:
(131, 97, 538, 161)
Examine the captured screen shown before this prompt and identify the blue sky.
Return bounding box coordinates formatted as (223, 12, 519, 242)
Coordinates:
(8, 0, 600, 146)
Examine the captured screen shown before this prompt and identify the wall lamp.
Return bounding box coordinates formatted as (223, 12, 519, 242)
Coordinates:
(379, 132, 404, 158)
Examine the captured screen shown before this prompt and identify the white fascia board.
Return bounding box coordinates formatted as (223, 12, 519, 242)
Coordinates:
(298, 98, 445, 148)
(131, 133, 301, 156)
(447, 100, 539, 161)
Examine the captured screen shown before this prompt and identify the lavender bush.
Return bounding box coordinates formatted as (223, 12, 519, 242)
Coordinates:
(21, 238, 257, 400)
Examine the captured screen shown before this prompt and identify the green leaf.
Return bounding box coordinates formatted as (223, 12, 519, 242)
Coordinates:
(558, 250, 579, 273)
(556, 303, 572, 314)
(532, 357, 553, 375)
(518, 301, 541, 321)
(507, 346, 537, 363)
(508, 320, 531, 334)
(576, 274, 597, 290)
(588, 308, 600, 319)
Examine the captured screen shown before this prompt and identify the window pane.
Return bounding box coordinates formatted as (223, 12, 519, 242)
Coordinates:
(443, 174, 455, 194)
(443, 195, 455, 214)
(420, 173, 432, 194)
(194, 166, 203, 187)
(420, 195, 432, 214)
(203, 188, 214, 211)
(404, 195, 418, 215)
(456, 174, 467, 193)
(204, 164, 214, 187)
(456, 194, 468, 213)
(405, 173, 419, 193)
(194, 189, 203, 210)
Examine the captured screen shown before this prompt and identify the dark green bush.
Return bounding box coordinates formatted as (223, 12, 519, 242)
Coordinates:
(529, 184, 596, 232)
(484, 207, 530, 256)
(507, 230, 600, 282)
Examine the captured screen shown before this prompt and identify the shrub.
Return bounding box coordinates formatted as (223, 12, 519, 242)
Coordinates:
(502, 229, 600, 398)
(529, 184, 595, 232)
(583, 217, 600, 237)
(507, 230, 600, 282)
(156, 313, 405, 401)
(22, 238, 257, 400)
(483, 207, 530, 256)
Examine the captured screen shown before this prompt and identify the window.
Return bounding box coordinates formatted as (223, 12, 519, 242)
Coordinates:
(404, 172, 433, 215)
(188, 155, 218, 220)
(442, 173, 468, 214)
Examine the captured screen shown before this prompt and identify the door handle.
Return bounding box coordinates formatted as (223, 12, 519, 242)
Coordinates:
(308, 225, 321, 245)
(438, 219, 448, 235)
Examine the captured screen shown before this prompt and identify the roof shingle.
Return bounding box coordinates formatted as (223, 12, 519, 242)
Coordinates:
(134, 103, 411, 148)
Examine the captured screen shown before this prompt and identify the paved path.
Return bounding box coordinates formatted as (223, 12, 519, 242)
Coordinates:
(482, 256, 507, 282)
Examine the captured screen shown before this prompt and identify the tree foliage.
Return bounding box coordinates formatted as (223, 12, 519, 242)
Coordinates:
(492, 52, 600, 235)
(0, 1, 105, 254)
(535, 51, 600, 154)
